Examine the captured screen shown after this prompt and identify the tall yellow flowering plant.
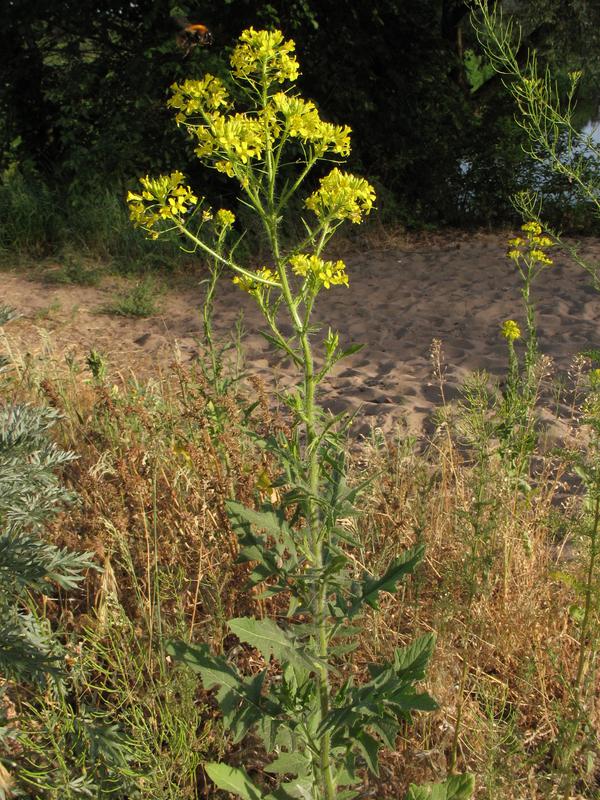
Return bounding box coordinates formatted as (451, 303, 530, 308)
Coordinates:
(129, 29, 472, 800)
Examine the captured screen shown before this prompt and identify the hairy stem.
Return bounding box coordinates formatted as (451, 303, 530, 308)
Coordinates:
(258, 84, 335, 791)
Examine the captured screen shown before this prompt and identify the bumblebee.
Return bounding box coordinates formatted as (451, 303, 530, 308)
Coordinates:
(174, 16, 213, 53)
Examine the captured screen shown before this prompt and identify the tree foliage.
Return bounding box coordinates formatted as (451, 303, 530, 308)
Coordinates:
(2, 0, 600, 227)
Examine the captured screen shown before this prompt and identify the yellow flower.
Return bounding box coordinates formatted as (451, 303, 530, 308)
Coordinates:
(531, 235, 554, 248)
(216, 209, 235, 228)
(530, 249, 553, 265)
(305, 169, 375, 224)
(168, 76, 230, 118)
(233, 267, 280, 295)
(230, 28, 299, 83)
(501, 320, 521, 341)
(507, 223, 554, 268)
(272, 93, 352, 156)
(127, 172, 198, 235)
(232, 274, 254, 292)
(289, 254, 349, 288)
(521, 221, 542, 235)
(214, 159, 235, 177)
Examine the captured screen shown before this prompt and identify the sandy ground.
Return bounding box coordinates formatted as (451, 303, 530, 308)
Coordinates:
(2, 232, 600, 437)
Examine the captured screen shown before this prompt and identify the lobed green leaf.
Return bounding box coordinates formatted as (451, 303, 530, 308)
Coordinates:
(229, 617, 319, 674)
(348, 543, 425, 617)
(204, 763, 263, 800)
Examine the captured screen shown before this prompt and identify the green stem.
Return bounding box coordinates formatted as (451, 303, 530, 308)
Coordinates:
(301, 323, 335, 800)
(278, 153, 319, 212)
(203, 261, 221, 384)
(257, 75, 335, 791)
(175, 223, 279, 287)
(521, 271, 537, 392)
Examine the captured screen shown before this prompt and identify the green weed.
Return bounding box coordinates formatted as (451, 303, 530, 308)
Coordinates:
(106, 276, 164, 318)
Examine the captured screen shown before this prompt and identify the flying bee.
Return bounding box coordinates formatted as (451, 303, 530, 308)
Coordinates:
(174, 16, 213, 54)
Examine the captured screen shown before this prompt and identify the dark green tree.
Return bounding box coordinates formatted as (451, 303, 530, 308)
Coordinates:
(2, 0, 599, 227)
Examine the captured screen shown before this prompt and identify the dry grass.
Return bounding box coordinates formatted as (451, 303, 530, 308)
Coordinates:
(351, 428, 595, 798)
(2, 333, 598, 799)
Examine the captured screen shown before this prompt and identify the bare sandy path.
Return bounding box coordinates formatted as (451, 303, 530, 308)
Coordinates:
(2, 233, 599, 436)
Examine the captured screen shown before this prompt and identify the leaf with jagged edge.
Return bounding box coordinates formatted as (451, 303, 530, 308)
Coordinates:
(328, 641, 360, 656)
(404, 773, 475, 800)
(394, 633, 436, 679)
(386, 691, 438, 714)
(319, 636, 437, 741)
(257, 714, 294, 754)
(369, 717, 399, 749)
(228, 617, 318, 674)
(219, 669, 271, 743)
(165, 640, 281, 722)
(204, 763, 262, 800)
(347, 543, 425, 618)
(228, 500, 300, 588)
(355, 730, 380, 775)
(227, 500, 296, 543)
(235, 525, 283, 585)
(265, 776, 314, 799)
(368, 634, 436, 685)
(264, 750, 311, 776)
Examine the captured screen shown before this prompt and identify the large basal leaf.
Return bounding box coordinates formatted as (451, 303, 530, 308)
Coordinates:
(404, 773, 474, 800)
(348, 543, 425, 617)
(204, 763, 263, 800)
(228, 617, 317, 673)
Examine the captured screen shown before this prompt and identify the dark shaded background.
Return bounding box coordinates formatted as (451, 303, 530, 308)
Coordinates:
(2, 0, 600, 232)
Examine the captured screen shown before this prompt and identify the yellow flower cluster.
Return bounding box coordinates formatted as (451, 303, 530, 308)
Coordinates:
(127, 172, 198, 237)
(273, 93, 351, 156)
(501, 319, 521, 341)
(507, 221, 554, 266)
(169, 90, 351, 176)
(230, 28, 299, 83)
(168, 76, 230, 122)
(289, 254, 349, 289)
(210, 114, 265, 169)
(171, 104, 272, 179)
(305, 168, 376, 224)
(164, 31, 358, 182)
(216, 209, 236, 228)
(233, 267, 280, 295)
